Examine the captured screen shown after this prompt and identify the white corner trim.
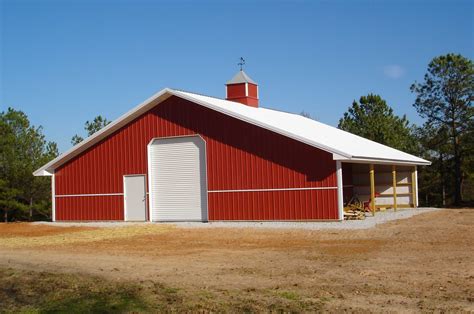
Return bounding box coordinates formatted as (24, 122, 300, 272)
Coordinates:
(51, 173, 56, 222)
(122, 176, 127, 221)
(414, 166, 419, 207)
(336, 161, 344, 221)
(245, 82, 249, 97)
(147, 143, 154, 222)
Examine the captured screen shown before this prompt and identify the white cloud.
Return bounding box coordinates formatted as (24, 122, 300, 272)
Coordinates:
(383, 65, 406, 79)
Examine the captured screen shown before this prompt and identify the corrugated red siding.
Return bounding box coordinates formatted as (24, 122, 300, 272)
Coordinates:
(55, 196, 123, 221)
(55, 96, 338, 220)
(209, 189, 337, 220)
(248, 83, 258, 97)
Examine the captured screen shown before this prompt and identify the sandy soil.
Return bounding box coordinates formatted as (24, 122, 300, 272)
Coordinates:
(0, 208, 473, 312)
(0, 223, 95, 238)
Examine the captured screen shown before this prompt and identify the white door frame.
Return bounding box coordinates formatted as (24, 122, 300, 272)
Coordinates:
(123, 174, 147, 221)
(147, 134, 209, 222)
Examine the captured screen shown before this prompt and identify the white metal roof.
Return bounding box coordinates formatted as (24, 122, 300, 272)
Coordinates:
(226, 70, 257, 84)
(34, 88, 429, 176)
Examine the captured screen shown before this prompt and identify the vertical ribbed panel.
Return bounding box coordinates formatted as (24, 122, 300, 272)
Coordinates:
(55, 96, 338, 221)
(55, 196, 123, 221)
(208, 189, 338, 220)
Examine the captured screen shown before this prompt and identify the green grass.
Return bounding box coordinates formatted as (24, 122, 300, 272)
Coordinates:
(0, 268, 323, 313)
(278, 290, 301, 301)
(0, 268, 151, 314)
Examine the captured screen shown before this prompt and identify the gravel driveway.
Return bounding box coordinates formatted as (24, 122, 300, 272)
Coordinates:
(34, 207, 441, 230)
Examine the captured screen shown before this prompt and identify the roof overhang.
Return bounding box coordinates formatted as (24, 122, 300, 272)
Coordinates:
(34, 88, 431, 176)
(333, 154, 431, 166)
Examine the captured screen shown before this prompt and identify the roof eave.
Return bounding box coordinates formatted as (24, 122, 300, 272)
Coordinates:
(333, 154, 431, 166)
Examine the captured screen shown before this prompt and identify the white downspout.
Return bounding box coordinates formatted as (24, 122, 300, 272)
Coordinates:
(336, 161, 344, 221)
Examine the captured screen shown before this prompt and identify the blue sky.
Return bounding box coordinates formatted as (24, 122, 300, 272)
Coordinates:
(1, 0, 473, 153)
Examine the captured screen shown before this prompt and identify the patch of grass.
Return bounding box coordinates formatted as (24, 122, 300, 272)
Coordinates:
(0, 268, 150, 313)
(197, 289, 214, 300)
(0, 268, 324, 312)
(278, 290, 301, 301)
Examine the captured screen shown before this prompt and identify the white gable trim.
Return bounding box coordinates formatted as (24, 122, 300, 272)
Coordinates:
(33, 89, 173, 176)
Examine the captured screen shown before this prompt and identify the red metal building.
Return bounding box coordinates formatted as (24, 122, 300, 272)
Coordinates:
(35, 71, 430, 222)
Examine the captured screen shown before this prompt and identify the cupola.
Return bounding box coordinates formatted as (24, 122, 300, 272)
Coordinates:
(225, 70, 259, 107)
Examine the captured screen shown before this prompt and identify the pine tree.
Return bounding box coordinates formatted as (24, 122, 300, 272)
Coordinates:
(411, 54, 474, 205)
(338, 94, 417, 153)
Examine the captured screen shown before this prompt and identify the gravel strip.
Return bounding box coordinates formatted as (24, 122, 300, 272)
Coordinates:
(174, 207, 441, 230)
(33, 207, 442, 230)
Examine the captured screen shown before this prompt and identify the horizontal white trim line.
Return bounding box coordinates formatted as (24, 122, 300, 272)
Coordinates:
(56, 193, 123, 198)
(208, 187, 337, 193)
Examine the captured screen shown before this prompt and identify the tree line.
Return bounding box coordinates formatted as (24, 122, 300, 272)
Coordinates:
(1, 53, 472, 221)
(338, 54, 473, 206)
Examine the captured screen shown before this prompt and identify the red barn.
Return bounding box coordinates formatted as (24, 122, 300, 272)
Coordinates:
(34, 71, 430, 222)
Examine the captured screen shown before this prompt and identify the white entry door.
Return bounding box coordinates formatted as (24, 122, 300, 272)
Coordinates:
(148, 136, 208, 222)
(123, 175, 147, 221)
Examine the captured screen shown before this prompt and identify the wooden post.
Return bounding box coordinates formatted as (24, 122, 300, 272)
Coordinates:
(392, 165, 397, 211)
(370, 164, 375, 216)
(411, 166, 417, 208)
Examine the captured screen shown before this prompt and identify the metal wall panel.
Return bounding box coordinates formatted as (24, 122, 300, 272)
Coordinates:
(209, 189, 338, 220)
(55, 96, 338, 220)
(55, 196, 123, 221)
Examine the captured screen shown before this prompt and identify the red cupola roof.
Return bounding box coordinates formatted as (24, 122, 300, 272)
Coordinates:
(225, 70, 259, 107)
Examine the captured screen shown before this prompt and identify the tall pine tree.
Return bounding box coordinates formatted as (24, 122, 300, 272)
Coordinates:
(411, 54, 473, 205)
(0, 108, 58, 221)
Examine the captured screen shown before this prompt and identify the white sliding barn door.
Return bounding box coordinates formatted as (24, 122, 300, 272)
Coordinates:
(148, 136, 208, 222)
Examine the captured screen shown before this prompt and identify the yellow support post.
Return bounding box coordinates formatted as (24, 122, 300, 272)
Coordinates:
(411, 166, 417, 208)
(370, 164, 375, 216)
(392, 165, 397, 211)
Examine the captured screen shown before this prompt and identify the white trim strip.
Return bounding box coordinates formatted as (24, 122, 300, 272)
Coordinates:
(51, 173, 56, 222)
(414, 166, 419, 207)
(208, 186, 337, 193)
(336, 161, 344, 221)
(56, 193, 123, 198)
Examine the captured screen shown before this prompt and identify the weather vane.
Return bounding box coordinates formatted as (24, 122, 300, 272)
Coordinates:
(238, 57, 245, 71)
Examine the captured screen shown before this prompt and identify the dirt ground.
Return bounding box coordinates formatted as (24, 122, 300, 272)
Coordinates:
(0, 208, 473, 312)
